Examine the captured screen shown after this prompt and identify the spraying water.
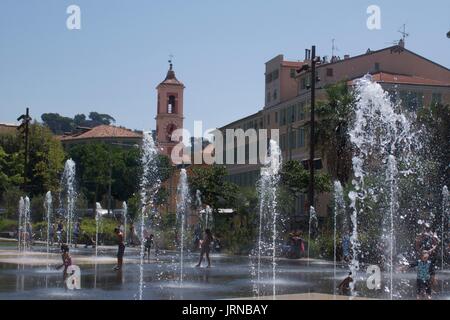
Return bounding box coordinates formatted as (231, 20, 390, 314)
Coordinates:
(95, 202, 103, 259)
(61, 159, 76, 246)
(44, 191, 52, 265)
(307, 206, 318, 266)
(348, 75, 419, 297)
(23, 197, 31, 252)
(17, 196, 30, 252)
(333, 181, 345, 286)
(17, 197, 24, 252)
(137, 132, 160, 300)
(122, 202, 128, 245)
(204, 205, 213, 230)
(442, 186, 449, 272)
(177, 168, 190, 285)
(252, 139, 282, 298)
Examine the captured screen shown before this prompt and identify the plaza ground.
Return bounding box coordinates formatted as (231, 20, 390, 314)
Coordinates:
(1, 240, 449, 300)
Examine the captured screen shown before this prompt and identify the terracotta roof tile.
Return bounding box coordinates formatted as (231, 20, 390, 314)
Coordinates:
(60, 125, 142, 141)
(348, 72, 450, 87)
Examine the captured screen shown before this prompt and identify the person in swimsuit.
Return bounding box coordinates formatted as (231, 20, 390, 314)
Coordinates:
(56, 221, 64, 245)
(400, 250, 436, 300)
(56, 244, 72, 280)
(114, 228, 125, 270)
(415, 223, 439, 290)
(144, 232, 154, 261)
(337, 272, 353, 296)
(195, 229, 213, 268)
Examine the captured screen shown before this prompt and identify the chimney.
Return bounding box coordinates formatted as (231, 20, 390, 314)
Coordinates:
(305, 49, 311, 61)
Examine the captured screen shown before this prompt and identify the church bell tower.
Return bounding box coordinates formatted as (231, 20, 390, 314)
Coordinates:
(155, 60, 185, 158)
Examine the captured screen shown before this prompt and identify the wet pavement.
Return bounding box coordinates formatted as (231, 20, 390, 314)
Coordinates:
(0, 244, 449, 300)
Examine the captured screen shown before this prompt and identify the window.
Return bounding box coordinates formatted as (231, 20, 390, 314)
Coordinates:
(432, 93, 442, 106)
(273, 69, 279, 81)
(290, 69, 296, 78)
(300, 77, 310, 90)
(301, 159, 323, 170)
(301, 77, 307, 90)
(297, 128, 305, 148)
(280, 134, 287, 151)
(288, 105, 295, 123)
(401, 91, 423, 111)
(267, 91, 271, 103)
(289, 131, 295, 149)
(266, 73, 273, 84)
(298, 102, 305, 120)
(295, 194, 306, 217)
(374, 62, 380, 72)
(388, 90, 398, 104)
(326, 68, 334, 77)
(273, 89, 278, 100)
(281, 109, 287, 126)
(275, 112, 278, 123)
(267, 114, 270, 125)
(167, 95, 176, 114)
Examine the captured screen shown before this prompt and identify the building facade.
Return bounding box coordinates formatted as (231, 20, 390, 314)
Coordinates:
(219, 44, 450, 224)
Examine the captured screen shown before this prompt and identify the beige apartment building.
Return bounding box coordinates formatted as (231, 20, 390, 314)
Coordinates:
(219, 43, 450, 226)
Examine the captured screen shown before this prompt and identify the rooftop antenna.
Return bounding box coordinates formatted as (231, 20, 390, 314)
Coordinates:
(398, 24, 409, 45)
(331, 39, 339, 58)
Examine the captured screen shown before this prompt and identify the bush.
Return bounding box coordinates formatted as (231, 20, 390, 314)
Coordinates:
(0, 219, 17, 232)
(0, 186, 22, 219)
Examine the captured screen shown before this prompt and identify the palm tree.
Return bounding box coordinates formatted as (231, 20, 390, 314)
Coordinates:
(313, 82, 355, 184)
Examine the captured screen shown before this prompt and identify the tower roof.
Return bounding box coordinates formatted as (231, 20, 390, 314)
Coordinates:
(157, 62, 185, 87)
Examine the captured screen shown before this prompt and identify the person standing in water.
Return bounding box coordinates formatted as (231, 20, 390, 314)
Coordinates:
(56, 244, 72, 280)
(399, 251, 436, 300)
(56, 220, 64, 245)
(144, 232, 154, 261)
(113, 228, 125, 271)
(415, 223, 439, 290)
(195, 229, 213, 268)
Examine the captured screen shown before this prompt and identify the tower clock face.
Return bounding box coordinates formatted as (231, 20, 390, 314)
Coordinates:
(166, 123, 177, 141)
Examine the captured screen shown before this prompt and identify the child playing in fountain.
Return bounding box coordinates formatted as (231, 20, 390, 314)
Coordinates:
(415, 223, 439, 291)
(144, 232, 154, 261)
(113, 228, 125, 271)
(56, 244, 72, 280)
(337, 272, 353, 296)
(195, 229, 213, 268)
(399, 250, 436, 300)
(56, 221, 64, 245)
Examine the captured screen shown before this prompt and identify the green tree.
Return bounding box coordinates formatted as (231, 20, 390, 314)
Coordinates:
(417, 103, 450, 188)
(0, 146, 23, 196)
(278, 160, 331, 230)
(188, 165, 239, 213)
(41, 113, 74, 134)
(0, 123, 64, 197)
(68, 143, 112, 207)
(314, 82, 355, 183)
(27, 124, 66, 196)
(88, 112, 116, 125)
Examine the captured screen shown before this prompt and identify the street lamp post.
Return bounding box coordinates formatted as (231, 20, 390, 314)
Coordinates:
(309, 46, 318, 213)
(17, 107, 32, 192)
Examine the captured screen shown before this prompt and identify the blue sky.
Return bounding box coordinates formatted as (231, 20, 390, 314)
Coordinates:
(1, 0, 449, 134)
